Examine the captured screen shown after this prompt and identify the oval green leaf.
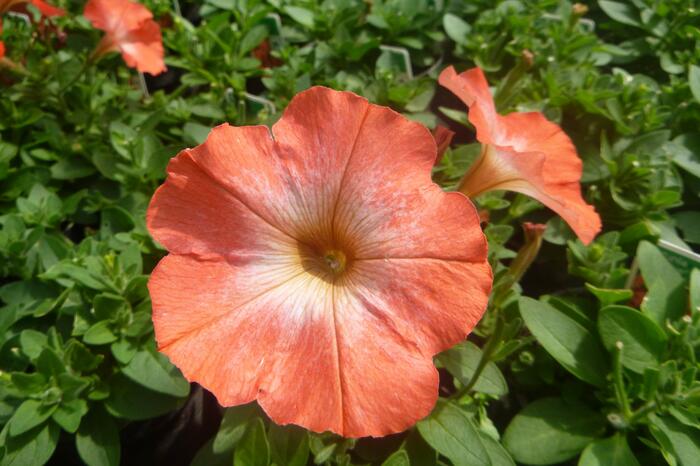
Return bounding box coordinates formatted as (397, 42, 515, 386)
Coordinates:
(598, 305, 667, 373)
(578, 434, 640, 466)
(503, 398, 606, 465)
(519, 297, 609, 386)
(417, 399, 489, 466)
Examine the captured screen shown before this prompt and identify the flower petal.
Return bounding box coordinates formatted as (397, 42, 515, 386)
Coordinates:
(324, 103, 485, 261)
(459, 144, 600, 244)
(183, 123, 316, 242)
(270, 86, 374, 242)
(150, 254, 344, 434)
(348, 257, 492, 359)
(150, 254, 475, 437)
(84, 0, 165, 75)
(146, 149, 296, 258)
(118, 19, 166, 75)
(438, 66, 499, 144)
(31, 0, 64, 16)
(439, 66, 601, 244)
(432, 125, 455, 164)
(148, 86, 493, 438)
(84, 0, 152, 34)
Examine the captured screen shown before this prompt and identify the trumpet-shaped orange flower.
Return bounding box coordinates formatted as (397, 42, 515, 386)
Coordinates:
(0, 0, 64, 16)
(439, 66, 601, 244)
(147, 87, 492, 438)
(84, 0, 165, 76)
(0, 22, 4, 58)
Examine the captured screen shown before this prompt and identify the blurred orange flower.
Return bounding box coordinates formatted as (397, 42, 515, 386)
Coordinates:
(84, 0, 165, 75)
(146, 86, 492, 437)
(0, 0, 64, 57)
(440, 66, 601, 244)
(0, 0, 64, 16)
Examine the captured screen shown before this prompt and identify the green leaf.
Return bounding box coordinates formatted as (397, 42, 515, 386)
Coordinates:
(578, 434, 640, 466)
(439, 341, 508, 396)
(239, 25, 269, 55)
(519, 297, 609, 386)
(637, 241, 684, 290)
(83, 321, 118, 345)
(104, 374, 183, 421)
(10, 372, 47, 394)
(443, 13, 470, 45)
(689, 65, 700, 105)
(2, 422, 59, 466)
(284, 6, 315, 28)
(598, 305, 668, 373)
(76, 408, 120, 466)
(598, 1, 641, 26)
(691, 269, 700, 314)
(649, 415, 700, 466)
(19, 329, 47, 359)
(183, 122, 211, 145)
(672, 134, 700, 178)
(9, 400, 57, 437)
(65, 339, 103, 372)
(234, 417, 270, 466)
(93, 293, 128, 320)
(503, 398, 606, 465)
(641, 279, 686, 324)
(404, 430, 436, 466)
(269, 423, 309, 466)
(41, 262, 111, 291)
(382, 450, 410, 466)
(52, 399, 88, 434)
(121, 350, 190, 397)
(480, 433, 515, 466)
(585, 284, 633, 307)
(50, 157, 95, 180)
(191, 405, 259, 466)
(110, 338, 138, 365)
(417, 400, 490, 466)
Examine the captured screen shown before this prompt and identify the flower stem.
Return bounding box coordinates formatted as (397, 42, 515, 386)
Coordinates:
(460, 311, 505, 395)
(613, 341, 633, 419)
(626, 400, 656, 425)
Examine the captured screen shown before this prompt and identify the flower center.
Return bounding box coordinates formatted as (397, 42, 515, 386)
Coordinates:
(297, 240, 353, 283)
(323, 250, 347, 275)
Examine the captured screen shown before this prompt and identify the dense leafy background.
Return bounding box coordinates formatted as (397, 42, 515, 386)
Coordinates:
(0, 0, 699, 465)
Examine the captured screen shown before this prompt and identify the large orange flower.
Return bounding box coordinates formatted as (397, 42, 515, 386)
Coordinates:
(439, 66, 601, 244)
(147, 87, 492, 437)
(0, 0, 64, 16)
(84, 0, 165, 76)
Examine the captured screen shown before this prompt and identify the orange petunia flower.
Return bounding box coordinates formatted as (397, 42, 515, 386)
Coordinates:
(439, 66, 601, 245)
(84, 0, 165, 76)
(146, 86, 492, 438)
(0, 0, 65, 16)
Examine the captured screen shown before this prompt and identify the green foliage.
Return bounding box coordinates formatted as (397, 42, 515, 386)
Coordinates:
(0, 0, 699, 465)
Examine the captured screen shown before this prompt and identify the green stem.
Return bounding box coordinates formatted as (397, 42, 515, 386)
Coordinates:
(613, 342, 633, 419)
(459, 312, 505, 395)
(627, 401, 657, 425)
